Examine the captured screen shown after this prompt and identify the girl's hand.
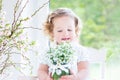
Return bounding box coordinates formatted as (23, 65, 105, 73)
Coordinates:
(59, 70, 77, 80)
(46, 76, 53, 80)
(47, 73, 53, 80)
(60, 75, 77, 80)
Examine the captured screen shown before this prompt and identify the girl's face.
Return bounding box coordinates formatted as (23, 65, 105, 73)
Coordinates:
(52, 16, 77, 44)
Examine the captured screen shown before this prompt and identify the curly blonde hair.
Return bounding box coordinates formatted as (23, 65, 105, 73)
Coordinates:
(43, 8, 82, 41)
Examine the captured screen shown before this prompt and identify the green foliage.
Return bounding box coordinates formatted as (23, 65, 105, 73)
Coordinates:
(0, 0, 2, 10)
(50, 0, 120, 62)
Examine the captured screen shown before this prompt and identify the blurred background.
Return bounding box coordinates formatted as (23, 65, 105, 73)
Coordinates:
(50, 0, 120, 80)
(0, 0, 120, 80)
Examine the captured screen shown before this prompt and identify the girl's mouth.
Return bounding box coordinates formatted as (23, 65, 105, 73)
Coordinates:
(61, 38, 70, 40)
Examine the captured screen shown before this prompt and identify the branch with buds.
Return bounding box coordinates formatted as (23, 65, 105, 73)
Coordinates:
(0, 0, 49, 75)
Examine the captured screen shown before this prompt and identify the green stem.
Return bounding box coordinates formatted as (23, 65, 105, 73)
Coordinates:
(53, 68, 70, 80)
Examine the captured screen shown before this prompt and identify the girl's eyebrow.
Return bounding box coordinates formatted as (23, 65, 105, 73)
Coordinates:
(55, 25, 73, 29)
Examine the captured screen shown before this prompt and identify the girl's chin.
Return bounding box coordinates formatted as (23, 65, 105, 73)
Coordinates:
(58, 40, 71, 44)
(57, 39, 78, 44)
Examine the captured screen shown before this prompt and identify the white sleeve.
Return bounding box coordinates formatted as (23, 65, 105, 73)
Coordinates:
(77, 46, 89, 62)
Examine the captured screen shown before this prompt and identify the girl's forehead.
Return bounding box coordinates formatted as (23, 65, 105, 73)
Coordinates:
(53, 16, 75, 25)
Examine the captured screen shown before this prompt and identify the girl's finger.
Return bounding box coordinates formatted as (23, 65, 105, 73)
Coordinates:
(70, 70, 74, 75)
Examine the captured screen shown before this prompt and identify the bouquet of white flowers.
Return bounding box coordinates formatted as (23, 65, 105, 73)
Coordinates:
(47, 42, 74, 80)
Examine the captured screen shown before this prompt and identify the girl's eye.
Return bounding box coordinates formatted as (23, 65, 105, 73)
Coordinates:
(68, 29, 72, 31)
(57, 30, 62, 32)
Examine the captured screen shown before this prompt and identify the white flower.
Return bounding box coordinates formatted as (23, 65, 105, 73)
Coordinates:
(56, 69, 62, 75)
(47, 42, 74, 65)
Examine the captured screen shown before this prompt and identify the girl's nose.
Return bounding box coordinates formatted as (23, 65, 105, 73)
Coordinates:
(64, 30, 69, 36)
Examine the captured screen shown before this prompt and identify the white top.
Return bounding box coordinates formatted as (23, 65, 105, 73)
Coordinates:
(39, 42, 88, 74)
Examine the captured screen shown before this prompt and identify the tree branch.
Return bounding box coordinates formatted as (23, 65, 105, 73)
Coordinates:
(31, 0, 49, 17)
(18, 26, 42, 30)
